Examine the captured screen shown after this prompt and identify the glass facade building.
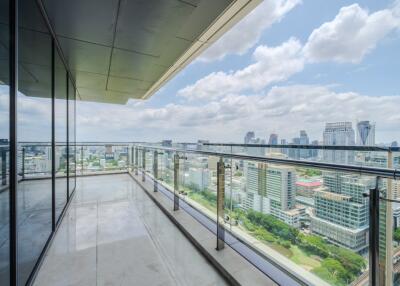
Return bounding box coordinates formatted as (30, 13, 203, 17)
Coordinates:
(0, 1, 77, 285)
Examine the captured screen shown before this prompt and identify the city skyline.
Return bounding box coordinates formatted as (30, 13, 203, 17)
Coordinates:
(1, 0, 400, 144)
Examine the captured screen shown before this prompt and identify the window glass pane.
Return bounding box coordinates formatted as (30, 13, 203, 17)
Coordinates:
(17, 1, 52, 284)
(0, 0, 10, 284)
(55, 51, 67, 221)
(68, 79, 75, 196)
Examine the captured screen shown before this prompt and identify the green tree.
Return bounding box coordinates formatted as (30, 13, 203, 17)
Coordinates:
(394, 228, 400, 242)
(321, 258, 350, 284)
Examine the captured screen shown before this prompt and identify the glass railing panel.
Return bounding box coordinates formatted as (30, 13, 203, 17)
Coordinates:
(385, 175, 400, 286)
(145, 150, 153, 175)
(77, 144, 129, 175)
(178, 153, 218, 222)
(222, 159, 372, 286)
(159, 150, 174, 187)
(130, 143, 400, 286)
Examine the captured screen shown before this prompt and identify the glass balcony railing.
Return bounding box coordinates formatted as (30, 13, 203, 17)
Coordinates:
(11, 143, 130, 179)
(131, 143, 400, 286)
(5, 142, 399, 286)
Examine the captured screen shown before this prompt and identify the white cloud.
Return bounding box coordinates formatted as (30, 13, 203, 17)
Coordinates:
(198, 0, 301, 62)
(178, 38, 304, 100)
(75, 85, 400, 143)
(303, 3, 400, 63)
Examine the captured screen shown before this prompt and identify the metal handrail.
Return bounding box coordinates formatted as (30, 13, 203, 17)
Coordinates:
(134, 144, 399, 180)
(202, 142, 400, 152)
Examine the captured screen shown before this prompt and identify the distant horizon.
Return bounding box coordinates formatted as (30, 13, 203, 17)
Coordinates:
(1, 0, 400, 146)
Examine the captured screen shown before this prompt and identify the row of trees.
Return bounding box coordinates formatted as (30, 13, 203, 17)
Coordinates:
(244, 210, 366, 285)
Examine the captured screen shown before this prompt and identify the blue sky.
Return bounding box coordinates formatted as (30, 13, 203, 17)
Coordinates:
(1, 0, 400, 144)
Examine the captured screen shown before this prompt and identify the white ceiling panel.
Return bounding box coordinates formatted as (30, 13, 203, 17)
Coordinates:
(43, 0, 119, 46)
(41, 0, 261, 104)
(58, 37, 111, 75)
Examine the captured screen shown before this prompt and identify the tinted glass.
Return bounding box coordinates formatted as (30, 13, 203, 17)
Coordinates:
(0, 0, 10, 284)
(55, 51, 67, 221)
(17, 1, 52, 284)
(68, 79, 75, 196)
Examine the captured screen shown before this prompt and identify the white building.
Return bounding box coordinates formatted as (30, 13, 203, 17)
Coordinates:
(323, 122, 355, 164)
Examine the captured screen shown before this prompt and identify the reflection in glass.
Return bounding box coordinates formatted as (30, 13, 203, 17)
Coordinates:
(0, 0, 10, 284)
(55, 51, 67, 221)
(17, 1, 52, 284)
(68, 79, 75, 197)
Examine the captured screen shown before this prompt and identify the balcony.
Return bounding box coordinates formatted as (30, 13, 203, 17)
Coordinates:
(1, 143, 399, 286)
(2, 0, 400, 285)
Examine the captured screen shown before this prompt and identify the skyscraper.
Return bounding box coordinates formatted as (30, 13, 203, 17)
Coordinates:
(244, 131, 255, 144)
(268, 133, 278, 145)
(356, 121, 375, 146)
(299, 130, 310, 158)
(288, 137, 301, 160)
(323, 122, 355, 164)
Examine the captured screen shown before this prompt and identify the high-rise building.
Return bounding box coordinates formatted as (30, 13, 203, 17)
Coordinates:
(280, 139, 288, 156)
(288, 137, 300, 160)
(356, 121, 375, 146)
(268, 133, 278, 145)
(244, 163, 303, 227)
(244, 131, 255, 144)
(311, 140, 319, 158)
(299, 130, 310, 158)
(310, 172, 373, 253)
(323, 122, 355, 164)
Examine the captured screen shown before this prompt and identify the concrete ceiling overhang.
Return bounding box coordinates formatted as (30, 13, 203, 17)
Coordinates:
(41, 0, 262, 104)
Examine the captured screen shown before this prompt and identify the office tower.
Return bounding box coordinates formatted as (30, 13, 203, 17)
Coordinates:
(356, 121, 375, 146)
(299, 130, 310, 158)
(311, 140, 319, 158)
(244, 131, 255, 144)
(268, 133, 278, 145)
(323, 122, 355, 164)
(244, 162, 268, 213)
(391, 141, 399, 148)
(288, 137, 301, 160)
(244, 163, 303, 227)
(280, 139, 288, 156)
(310, 172, 373, 253)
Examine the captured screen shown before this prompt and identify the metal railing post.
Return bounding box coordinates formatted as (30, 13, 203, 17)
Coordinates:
(1, 149, 6, 185)
(131, 146, 133, 172)
(216, 157, 225, 250)
(80, 145, 84, 175)
(153, 150, 158, 192)
(21, 147, 25, 179)
(369, 177, 381, 286)
(385, 150, 394, 286)
(142, 148, 146, 182)
(135, 146, 138, 175)
(174, 153, 179, 211)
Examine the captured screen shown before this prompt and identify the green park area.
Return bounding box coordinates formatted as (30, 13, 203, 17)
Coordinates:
(236, 210, 366, 286)
(183, 186, 366, 286)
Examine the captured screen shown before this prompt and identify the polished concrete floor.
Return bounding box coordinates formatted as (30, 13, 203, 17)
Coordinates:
(0, 177, 70, 286)
(33, 174, 227, 286)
